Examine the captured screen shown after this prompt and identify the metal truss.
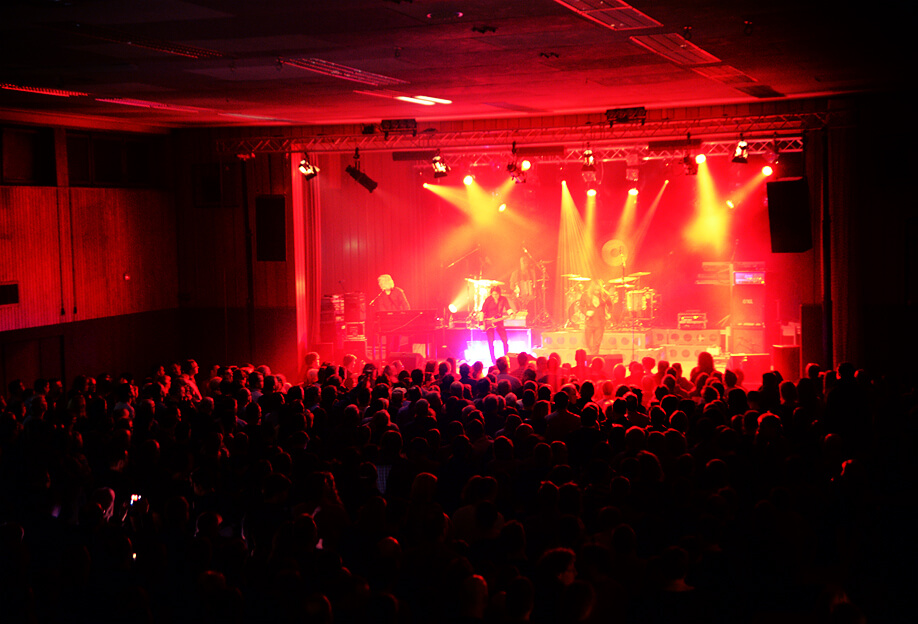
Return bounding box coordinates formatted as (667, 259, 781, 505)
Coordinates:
(216, 110, 825, 160)
(428, 137, 803, 170)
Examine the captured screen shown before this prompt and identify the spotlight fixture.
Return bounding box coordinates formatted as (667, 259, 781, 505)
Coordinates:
(587, 188, 597, 197)
(345, 148, 378, 193)
(298, 152, 320, 180)
(507, 141, 529, 183)
(682, 154, 698, 175)
(762, 165, 774, 177)
(463, 174, 474, 186)
(763, 135, 780, 164)
(732, 136, 749, 163)
(431, 150, 449, 178)
(628, 187, 639, 197)
(581, 147, 597, 183)
(695, 154, 706, 165)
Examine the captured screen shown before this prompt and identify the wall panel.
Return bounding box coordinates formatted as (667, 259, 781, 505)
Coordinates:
(69, 188, 177, 321)
(0, 186, 67, 330)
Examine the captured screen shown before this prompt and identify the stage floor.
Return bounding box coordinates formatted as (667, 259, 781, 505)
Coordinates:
(359, 323, 783, 382)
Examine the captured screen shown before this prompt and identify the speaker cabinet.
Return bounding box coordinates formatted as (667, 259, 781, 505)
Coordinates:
(255, 195, 286, 261)
(767, 177, 812, 253)
(388, 352, 423, 370)
(732, 284, 765, 326)
(800, 303, 824, 369)
(772, 345, 801, 382)
(731, 326, 765, 353)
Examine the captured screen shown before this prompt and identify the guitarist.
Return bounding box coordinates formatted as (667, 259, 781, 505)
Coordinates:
(481, 285, 514, 364)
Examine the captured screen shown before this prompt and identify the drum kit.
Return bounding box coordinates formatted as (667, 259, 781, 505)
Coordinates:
(458, 264, 655, 330)
(562, 271, 657, 329)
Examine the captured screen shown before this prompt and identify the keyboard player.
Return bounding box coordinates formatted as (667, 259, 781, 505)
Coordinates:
(370, 274, 410, 357)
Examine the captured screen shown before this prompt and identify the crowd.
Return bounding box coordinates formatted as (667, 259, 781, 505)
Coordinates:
(0, 350, 913, 623)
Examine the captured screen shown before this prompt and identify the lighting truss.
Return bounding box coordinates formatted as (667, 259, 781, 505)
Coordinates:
(216, 104, 825, 161)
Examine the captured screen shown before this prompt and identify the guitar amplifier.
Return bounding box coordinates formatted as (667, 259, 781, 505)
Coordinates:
(678, 311, 707, 329)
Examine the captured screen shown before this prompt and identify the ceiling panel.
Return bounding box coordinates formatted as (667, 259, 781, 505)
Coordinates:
(0, 0, 904, 128)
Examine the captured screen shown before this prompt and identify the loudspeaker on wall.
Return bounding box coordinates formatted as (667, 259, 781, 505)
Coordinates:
(767, 177, 812, 253)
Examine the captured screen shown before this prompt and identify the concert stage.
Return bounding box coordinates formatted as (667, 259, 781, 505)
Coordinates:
(356, 323, 778, 384)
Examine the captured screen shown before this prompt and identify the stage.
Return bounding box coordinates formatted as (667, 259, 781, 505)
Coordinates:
(329, 322, 793, 384)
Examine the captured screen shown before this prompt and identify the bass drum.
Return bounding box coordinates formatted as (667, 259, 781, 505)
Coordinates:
(626, 288, 656, 319)
(567, 300, 585, 329)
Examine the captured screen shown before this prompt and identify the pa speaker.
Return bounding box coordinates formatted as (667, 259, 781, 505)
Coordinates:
(732, 284, 765, 326)
(767, 177, 812, 253)
(255, 195, 286, 261)
(389, 352, 422, 371)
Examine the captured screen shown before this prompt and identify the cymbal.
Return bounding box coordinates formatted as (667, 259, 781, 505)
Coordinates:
(568, 276, 591, 282)
(561, 273, 581, 278)
(606, 276, 636, 284)
(628, 271, 651, 278)
(466, 278, 504, 286)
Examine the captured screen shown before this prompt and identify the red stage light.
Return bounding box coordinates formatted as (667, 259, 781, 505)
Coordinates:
(695, 154, 706, 165)
(762, 165, 774, 176)
(587, 188, 597, 197)
(463, 174, 474, 186)
(628, 187, 639, 196)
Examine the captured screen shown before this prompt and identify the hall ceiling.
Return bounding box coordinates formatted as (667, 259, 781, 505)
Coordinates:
(0, 0, 901, 129)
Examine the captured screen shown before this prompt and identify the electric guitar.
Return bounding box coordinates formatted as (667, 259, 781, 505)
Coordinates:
(483, 312, 514, 330)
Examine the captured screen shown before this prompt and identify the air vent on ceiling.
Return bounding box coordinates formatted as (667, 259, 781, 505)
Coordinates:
(285, 58, 408, 87)
(553, 1, 662, 30)
(1, 84, 88, 98)
(691, 65, 756, 86)
(629, 33, 721, 66)
(96, 98, 205, 113)
(61, 22, 223, 59)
